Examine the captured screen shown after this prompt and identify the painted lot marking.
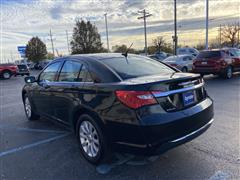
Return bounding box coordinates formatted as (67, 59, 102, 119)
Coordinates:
(209, 171, 231, 180)
(0, 132, 71, 158)
(5, 127, 67, 134)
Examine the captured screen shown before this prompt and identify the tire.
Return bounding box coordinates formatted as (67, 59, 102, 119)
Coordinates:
(223, 66, 233, 79)
(2, 70, 11, 79)
(181, 67, 188, 72)
(23, 94, 40, 121)
(76, 114, 110, 164)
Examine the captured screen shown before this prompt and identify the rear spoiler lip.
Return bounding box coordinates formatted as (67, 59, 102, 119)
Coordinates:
(152, 82, 204, 98)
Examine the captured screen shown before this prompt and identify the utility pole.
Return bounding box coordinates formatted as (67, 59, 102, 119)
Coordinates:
(66, 30, 70, 54)
(104, 13, 110, 52)
(174, 0, 177, 55)
(205, 0, 209, 49)
(138, 9, 152, 55)
(49, 29, 55, 57)
(219, 24, 222, 48)
(238, 22, 239, 47)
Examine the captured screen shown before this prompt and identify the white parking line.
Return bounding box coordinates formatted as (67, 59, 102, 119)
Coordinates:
(0, 132, 71, 158)
(1, 126, 68, 134)
(209, 171, 231, 180)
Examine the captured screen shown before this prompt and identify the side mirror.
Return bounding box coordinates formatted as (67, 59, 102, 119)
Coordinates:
(25, 76, 36, 83)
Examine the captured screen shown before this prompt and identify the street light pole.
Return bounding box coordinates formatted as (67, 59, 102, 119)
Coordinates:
(66, 30, 70, 54)
(174, 0, 177, 55)
(49, 29, 55, 57)
(104, 13, 110, 52)
(138, 9, 152, 56)
(205, 0, 209, 49)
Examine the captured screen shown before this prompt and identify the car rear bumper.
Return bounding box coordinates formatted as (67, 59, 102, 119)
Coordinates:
(108, 98, 214, 154)
(192, 67, 224, 74)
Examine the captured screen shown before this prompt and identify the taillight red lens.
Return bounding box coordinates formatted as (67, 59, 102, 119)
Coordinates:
(115, 90, 158, 109)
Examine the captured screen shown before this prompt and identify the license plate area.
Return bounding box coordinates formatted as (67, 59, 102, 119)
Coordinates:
(182, 91, 195, 106)
(201, 62, 207, 65)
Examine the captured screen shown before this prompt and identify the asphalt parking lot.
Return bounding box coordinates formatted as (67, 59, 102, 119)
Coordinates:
(0, 71, 239, 180)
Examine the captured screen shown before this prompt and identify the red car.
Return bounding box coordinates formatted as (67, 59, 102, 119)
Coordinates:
(0, 63, 18, 79)
(193, 49, 240, 79)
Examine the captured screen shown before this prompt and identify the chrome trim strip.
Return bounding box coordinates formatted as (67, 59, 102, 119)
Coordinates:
(116, 142, 148, 148)
(152, 82, 204, 97)
(171, 118, 214, 143)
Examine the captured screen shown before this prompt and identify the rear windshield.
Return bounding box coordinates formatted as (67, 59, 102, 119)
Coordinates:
(197, 51, 221, 58)
(100, 55, 175, 80)
(17, 65, 27, 69)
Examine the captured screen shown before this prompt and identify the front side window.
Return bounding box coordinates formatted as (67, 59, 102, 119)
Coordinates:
(58, 61, 82, 82)
(39, 62, 61, 82)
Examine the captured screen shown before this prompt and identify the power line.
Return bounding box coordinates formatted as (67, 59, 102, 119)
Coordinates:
(137, 9, 152, 55)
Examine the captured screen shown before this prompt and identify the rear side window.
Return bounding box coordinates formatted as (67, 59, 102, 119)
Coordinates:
(197, 51, 221, 58)
(39, 62, 61, 82)
(79, 65, 93, 82)
(58, 61, 82, 82)
(100, 55, 174, 80)
(17, 65, 27, 69)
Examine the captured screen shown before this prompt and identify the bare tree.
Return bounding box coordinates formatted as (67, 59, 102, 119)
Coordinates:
(153, 36, 166, 52)
(221, 23, 240, 47)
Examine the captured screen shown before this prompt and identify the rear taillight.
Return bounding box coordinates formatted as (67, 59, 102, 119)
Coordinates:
(115, 90, 159, 109)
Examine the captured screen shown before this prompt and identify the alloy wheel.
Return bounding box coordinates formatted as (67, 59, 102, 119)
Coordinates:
(79, 120, 100, 158)
(25, 97, 32, 118)
(227, 67, 232, 79)
(3, 72, 10, 79)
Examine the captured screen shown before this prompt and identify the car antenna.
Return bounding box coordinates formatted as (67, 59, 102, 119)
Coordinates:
(122, 43, 133, 58)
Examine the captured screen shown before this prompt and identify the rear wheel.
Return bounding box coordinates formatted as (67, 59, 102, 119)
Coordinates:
(76, 114, 110, 164)
(181, 67, 188, 72)
(24, 95, 40, 121)
(2, 71, 11, 79)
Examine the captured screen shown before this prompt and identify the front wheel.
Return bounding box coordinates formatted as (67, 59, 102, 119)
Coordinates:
(2, 71, 11, 79)
(181, 67, 188, 72)
(223, 66, 233, 79)
(24, 95, 40, 121)
(76, 114, 110, 164)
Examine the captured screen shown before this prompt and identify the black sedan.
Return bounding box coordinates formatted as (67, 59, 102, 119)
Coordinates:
(22, 53, 214, 164)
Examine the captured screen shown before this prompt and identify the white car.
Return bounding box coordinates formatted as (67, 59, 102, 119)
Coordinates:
(177, 47, 199, 57)
(163, 55, 194, 72)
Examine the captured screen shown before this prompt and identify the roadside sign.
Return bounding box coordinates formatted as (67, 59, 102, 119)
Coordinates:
(17, 46, 26, 58)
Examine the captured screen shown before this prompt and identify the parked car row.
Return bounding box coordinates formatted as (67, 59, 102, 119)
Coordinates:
(0, 63, 30, 79)
(151, 48, 240, 79)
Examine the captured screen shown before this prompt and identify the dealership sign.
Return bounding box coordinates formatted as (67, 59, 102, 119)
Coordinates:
(17, 46, 27, 58)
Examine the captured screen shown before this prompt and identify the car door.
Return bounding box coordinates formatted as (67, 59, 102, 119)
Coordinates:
(48, 60, 84, 124)
(32, 61, 62, 117)
(186, 56, 194, 71)
(52, 60, 97, 124)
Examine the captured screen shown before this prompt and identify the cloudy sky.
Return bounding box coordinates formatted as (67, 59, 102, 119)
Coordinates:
(0, 0, 239, 62)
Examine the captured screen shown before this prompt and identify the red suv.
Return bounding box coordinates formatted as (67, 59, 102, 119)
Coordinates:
(193, 49, 240, 79)
(0, 63, 18, 79)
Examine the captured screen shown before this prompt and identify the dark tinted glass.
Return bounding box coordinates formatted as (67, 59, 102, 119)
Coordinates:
(101, 55, 174, 80)
(197, 51, 221, 58)
(39, 62, 61, 82)
(17, 65, 27, 69)
(79, 65, 93, 82)
(59, 61, 82, 82)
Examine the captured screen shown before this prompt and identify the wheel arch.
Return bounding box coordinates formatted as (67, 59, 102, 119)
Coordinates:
(71, 106, 106, 134)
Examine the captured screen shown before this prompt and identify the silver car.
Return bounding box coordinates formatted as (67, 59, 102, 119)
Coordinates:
(163, 55, 194, 72)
